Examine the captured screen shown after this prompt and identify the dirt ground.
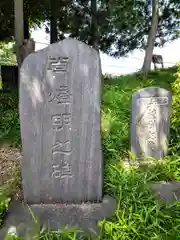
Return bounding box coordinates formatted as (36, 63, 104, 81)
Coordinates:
(0, 146, 22, 200)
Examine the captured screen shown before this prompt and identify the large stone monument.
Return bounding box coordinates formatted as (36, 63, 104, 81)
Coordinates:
(131, 87, 172, 160)
(0, 39, 115, 238)
(20, 39, 102, 204)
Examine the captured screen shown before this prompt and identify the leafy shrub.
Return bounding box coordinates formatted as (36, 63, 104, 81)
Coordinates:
(170, 63, 180, 154)
(0, 185, 11, 225)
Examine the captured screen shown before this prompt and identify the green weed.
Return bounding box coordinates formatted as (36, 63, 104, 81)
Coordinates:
(102, 163, 180, 240)
(0, 89, 20, 147)
(0, 185, 11, 225)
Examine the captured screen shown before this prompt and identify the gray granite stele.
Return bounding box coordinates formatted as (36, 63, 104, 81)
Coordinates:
(131, 87, 172, 162)
(20, 38, 102, 204)
(0, 39, 115, 239)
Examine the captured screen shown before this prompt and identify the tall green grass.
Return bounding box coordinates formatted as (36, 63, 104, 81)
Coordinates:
(102, 163, 180, 240)
(0, 88, 20, 146)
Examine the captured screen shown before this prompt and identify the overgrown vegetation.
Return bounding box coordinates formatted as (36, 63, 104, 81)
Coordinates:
(0, 42, 16, 66)
(0, 185, 10, 226)
(0, 89, 20, 146)
(1, 66, 180, 239)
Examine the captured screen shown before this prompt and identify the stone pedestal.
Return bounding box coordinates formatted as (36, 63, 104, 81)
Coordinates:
(0, 196, 116, 239)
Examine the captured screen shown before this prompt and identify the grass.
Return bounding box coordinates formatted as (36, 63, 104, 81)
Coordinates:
(1, 66, 180, 239)
(103, 164, 180, 240)
(0, 88, 20, 147)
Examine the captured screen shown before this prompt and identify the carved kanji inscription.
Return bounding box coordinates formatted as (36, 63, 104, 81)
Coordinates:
(52, 140, 72, 155)
(48, 86, 71, 104)
(47, 56, 69, 73)
(51, 163, 73, 179)
(51, 113, 71, 131)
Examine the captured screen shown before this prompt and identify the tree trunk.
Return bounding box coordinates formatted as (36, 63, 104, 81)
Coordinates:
(14, 0, 24, 68)
(24, 16, 30, 39)
(141, 0, 159, 76)
(90, 0, 99, 51)
(20, 39, 35, 63)
(50, 0, 58, 43)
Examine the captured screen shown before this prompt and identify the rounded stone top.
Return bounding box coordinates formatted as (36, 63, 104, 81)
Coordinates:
(132, 87, 171, 99)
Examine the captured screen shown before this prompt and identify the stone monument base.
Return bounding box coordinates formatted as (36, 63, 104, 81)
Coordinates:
(0, 196, 116, 239)
(151, 181, 180, 203)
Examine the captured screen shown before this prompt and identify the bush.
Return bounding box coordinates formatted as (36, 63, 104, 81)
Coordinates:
(0, 185, 11, 226)
(170, 63, 180, 154)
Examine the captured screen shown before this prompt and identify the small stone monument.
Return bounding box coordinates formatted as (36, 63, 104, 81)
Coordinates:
(131, 87, 172, 160)
(0, 39, 115, 238)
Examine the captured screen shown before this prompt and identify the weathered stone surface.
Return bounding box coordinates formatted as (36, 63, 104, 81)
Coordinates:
(151, 181, 180, 203)
(131, 87, 172, 160)
(0, 196, 116, 239)
(19, 38, 102, 204)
